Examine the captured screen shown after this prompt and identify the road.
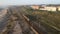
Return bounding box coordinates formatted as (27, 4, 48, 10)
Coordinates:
(0, 8, 10, 33)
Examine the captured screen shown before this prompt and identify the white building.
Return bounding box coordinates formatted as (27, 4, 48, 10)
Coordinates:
(31, 5, 60, 11)
(31, 5, 40, 10)
(57, 6, 60, 11)
(39, 6, 56, 11)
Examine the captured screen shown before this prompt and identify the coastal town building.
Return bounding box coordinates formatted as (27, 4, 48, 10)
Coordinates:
(31, 5, 60, 11)
(31, 5, 40, 10)
(39, 6, 56, 11)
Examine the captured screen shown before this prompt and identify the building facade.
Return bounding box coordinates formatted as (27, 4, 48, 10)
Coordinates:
(31, 5, 40, 10)
(31, 5, 60, 11)
(39, 6, 56, 11)
(57, 6, 60, 11)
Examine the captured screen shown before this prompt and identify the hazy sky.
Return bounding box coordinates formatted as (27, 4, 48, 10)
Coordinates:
(0, 0, 60, 5)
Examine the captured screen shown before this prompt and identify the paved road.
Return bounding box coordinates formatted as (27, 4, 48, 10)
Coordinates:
(0, 9, 10, 32)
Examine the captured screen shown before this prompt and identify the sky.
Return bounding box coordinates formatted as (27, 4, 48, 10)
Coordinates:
(0, 0, 60, 5)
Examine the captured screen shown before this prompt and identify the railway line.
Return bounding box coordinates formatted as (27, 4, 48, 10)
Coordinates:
(11, 7, 48, 34)
(0, 7, 48, 34)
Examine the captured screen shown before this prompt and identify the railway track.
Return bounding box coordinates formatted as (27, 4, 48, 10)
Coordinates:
(1, 7, 48, 34)
(14, 7, 48, 34)
(17, 7, 48, 34)
(23, 14, 48, 34)
(12, 7, 38, 34)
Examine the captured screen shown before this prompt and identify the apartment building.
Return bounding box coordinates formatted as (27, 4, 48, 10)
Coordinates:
(31, 5, 40, 10)
(57, 6, 60, 11)
(39, 6, 56, 11)
(31, 5, 60, 11)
